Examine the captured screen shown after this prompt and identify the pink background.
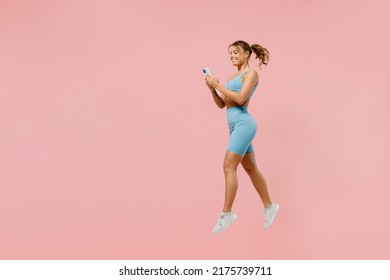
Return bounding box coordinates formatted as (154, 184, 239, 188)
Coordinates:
(1, 0, 390, 259)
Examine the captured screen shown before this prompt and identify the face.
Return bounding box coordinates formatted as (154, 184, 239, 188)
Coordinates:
(228, 45, 249, 66)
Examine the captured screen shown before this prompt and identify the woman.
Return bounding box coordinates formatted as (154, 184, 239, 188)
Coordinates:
(205, 40, 279, 234)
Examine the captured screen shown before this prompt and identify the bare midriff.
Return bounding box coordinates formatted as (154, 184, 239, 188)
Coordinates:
(225, 96, 250, 109)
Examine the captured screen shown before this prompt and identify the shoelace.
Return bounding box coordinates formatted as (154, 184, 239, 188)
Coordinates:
(263, 207, 273, 222)
(219, 214, 225, 226)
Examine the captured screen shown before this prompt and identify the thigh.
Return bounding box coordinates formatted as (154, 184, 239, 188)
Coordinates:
(224, 151, 243, 170)
(227, 119, 257, 156)
(241, 152, 258, 171)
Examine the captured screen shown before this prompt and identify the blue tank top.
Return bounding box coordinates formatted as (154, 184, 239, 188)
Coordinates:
(225, 71, 258, 98)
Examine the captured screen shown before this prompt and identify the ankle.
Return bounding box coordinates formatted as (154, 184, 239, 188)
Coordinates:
(265, 203, 273, 209)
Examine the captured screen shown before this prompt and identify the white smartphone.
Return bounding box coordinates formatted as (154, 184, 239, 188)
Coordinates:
(202, 67, 211, 76)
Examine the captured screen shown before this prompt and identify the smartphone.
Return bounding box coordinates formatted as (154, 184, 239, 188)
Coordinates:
(202, 67, 211, 76)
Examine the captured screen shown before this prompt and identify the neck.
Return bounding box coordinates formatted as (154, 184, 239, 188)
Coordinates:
(237, 62, 250, 72)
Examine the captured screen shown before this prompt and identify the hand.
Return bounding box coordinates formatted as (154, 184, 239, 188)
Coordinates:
(205, 75, 219, 89)
(205, 79, 214, 91)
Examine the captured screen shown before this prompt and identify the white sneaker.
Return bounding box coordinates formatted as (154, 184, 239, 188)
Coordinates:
(212, 211, 237, 234)
(263, 203, 280, 229)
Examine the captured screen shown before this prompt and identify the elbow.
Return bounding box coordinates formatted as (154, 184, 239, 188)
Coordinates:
(237, 98, 247, 105)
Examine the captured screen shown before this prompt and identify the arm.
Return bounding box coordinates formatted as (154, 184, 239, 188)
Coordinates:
(205, 80, 226, 109)
(210, 88, 226, 109)
(212, 71, 258, 105)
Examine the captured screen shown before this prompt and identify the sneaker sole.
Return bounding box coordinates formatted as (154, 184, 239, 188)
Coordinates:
(264, 204, 280, 229)
(213, 214, 237, 234)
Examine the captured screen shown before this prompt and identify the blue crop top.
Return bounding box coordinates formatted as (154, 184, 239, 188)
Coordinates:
(225, 71, 258, 98)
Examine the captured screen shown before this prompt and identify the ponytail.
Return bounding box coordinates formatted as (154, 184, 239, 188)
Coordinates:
(250, 44, 270, 69)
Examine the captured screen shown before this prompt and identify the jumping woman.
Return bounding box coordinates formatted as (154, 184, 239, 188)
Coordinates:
(205, 40, 280, 234)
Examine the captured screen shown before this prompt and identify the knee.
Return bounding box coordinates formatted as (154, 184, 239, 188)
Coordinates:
(242, 164, 257, 175)
(223, 161, 237, 174)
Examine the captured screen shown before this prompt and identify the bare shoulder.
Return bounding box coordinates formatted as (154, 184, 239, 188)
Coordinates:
(243, 69, 259, 82)
(249, 69, 259, 77)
